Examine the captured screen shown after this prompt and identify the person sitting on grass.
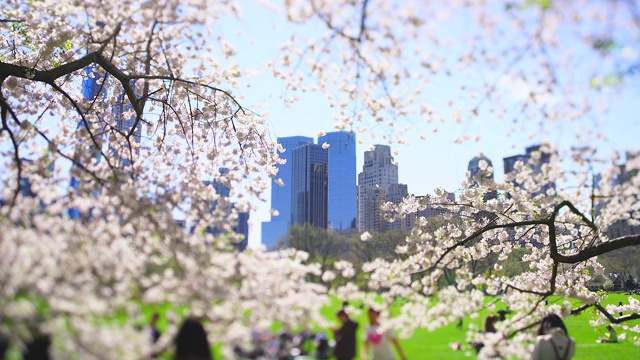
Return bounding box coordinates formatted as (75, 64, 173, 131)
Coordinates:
(531, 314, 575, 360)
(598, 325, 618, 343)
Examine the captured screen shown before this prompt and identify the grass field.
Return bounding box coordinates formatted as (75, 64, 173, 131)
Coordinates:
(318, 293, 640, 360)
(7, 293, 636, 359)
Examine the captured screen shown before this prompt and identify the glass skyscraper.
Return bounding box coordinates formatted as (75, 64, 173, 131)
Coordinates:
(291, 143, 328, 228)
(69, 67, 107, 219)
(203, 168, 249, 251)
(261, 136, 313, 249)
(318, 131, 356, 230)
(111, 81, 142, 169)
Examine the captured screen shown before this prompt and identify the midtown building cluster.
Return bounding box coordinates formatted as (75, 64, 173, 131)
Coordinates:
(261, 134, 456, 250)
(262, 132, 357, 249)
(261, 141, 639, 249)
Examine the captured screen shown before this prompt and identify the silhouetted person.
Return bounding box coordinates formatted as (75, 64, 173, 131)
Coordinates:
(531, 314, 575, 360)
(484, 315, 499, 333)
(497, 309, 510, 321)
(149, 312, 162, 343)
(618, 302, 623, 317)
(473, 315, 500, 353)
(314, 332, 330, 360)
(175, 318, 212, 360)
(23, 336, 51, 360)
(0, 333, 9, 360)
(333, 309, 358, 360)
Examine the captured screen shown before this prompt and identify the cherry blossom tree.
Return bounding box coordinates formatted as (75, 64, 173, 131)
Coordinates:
(1, 0, 640, 358)
(278, 0, 640, 357)
(0, 1, 329, 358)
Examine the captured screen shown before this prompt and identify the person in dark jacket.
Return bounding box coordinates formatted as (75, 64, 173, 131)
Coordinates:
(333, 309, 358, 360)
(175, 318, 212, 360)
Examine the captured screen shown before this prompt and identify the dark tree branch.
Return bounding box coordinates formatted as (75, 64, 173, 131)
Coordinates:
(555, 234, 640, 263)
(595, 303, 640, 323)
(412, 219, 547, 275)
(129, 74, 245, 114)
(0, 89, 22, 206)
(45, 80, 115, 171)
(358, 0, 370, 42)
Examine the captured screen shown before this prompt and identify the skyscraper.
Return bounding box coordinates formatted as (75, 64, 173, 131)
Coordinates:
(503, 144, 554, 197)
(262, 136, 313, 249)
(318, 131, 356, 230)
(386, 183, 413, 231)
(291, 143, 328, 228)
(468, 153, 497, 201)
(68, 66, 107, 219)
(203, 168, 249, 251)
(357, 145, 399, 232)
(111, 83, 142, 169)
(606, 150, 640, 239)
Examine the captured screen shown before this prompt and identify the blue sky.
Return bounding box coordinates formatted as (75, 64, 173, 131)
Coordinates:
(216, 3, 640, 248)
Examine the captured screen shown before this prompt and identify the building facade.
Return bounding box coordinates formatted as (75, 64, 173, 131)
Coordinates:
(468, 153, 497, 201)
(503, 144, 554, 197)
(261, 136, 313, 249)
(291, 143, 329, 228)
(318, 131, 357, 230)
(606, 150, 640, 239)
(386, 183, 413, 232)
(203, 168, 249, 251)
(112, 82, 142, 169)
(357, 145, 399, 232)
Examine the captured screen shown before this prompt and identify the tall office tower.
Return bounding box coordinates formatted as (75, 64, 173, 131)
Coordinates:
(360, 187, 387, 233)
(468, 153, 497, 201)
(203, 168, 249, 251)
(69, 67, 107, 219)
(357, 145, 399, 232)
(386, 183, 414, 231)
(111, 82, 142, 169)
(318, 131, 357, 230)
(262, 136, 313, 250)
(234, 211, 250, 251)
(503, 144, 553, 197)
(415, 192, 456, 220)
(210, 167, 231, 198)
(291, 143, 329, 228)
(606, 150, 640, 239)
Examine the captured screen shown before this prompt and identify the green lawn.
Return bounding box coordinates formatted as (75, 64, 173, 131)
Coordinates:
(6, 293, 637, 359)
(319, 293, 640, 360)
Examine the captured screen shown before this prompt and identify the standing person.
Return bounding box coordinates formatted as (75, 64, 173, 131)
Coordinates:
(618, 302, 623, 317)
(175, 318, 213, 360)
(333, 309, 359, 360)
(362, 308, 407, 360)
(148, 312, 162, 343)
(531, 314, 575, 360)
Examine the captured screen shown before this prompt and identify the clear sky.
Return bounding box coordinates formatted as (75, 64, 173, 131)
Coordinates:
(215, 3, 640, 248)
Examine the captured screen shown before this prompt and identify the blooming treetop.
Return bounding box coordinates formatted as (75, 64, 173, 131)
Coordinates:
(0, 1, 328, 358)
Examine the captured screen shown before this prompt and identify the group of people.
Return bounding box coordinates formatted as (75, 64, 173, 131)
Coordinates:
(168, 306, 407, 360)
(168, 309, 630, 360)
(332, 307, 407, 360)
